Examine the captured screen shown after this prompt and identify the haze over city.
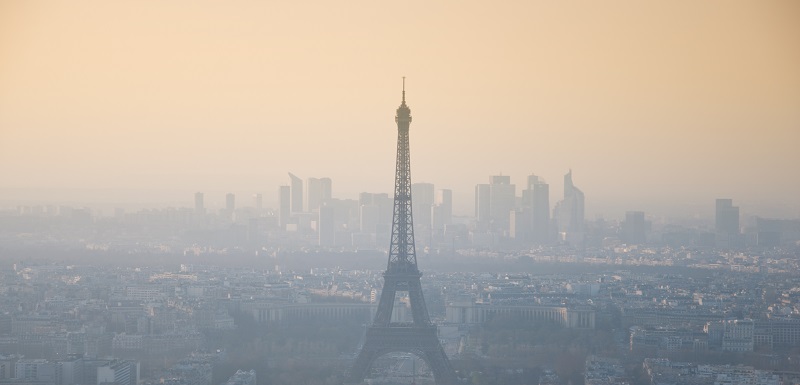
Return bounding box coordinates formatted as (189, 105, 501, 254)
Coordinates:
(1, 1, 799, 219)
(3, 3, 800, 385)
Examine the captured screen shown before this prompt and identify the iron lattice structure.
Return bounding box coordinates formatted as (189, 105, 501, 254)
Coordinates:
(347, 83, 457, 385)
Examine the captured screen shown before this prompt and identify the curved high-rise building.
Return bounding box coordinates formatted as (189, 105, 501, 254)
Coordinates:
(554, 169, 585, 245)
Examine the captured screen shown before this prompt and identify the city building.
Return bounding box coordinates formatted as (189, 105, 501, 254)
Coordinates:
(278, 185, 290, 228)
(716, 198, 740, 247)
(253, 193, 263, 211)
(716, 199, 740, 235)
(554, 170, 585, 245)
(490, 175, 515, 232)
(15, 359, 56, 383)
(487, 175, 515, 234)
(411, 182, 435, 230)
(621, 211, 649, 244)
(306, 177, 332, 213)
(432, 189, 453, 231)
(224, 193, 235, 222)
(721, 319, 755, 352)
(357, 192, 392, 247)
(474, 184, 491, 230)
(318, 203, 335, 246)
(522, 174, 550, 244)
(194, 192, 204, 216)
(225, 193, 235, 212)
(288, 172, 303, 213)
(444, 301, 595, 329)
(97, 359, 139, 385)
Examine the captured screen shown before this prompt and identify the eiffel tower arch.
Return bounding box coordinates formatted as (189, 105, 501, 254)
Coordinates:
(346, 80, 458, 385)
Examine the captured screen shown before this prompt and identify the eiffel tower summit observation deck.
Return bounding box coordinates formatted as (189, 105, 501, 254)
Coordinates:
(346, 80, 458, 384)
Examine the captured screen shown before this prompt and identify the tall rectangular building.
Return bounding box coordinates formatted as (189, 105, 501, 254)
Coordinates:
(489, 175, 515, 232)
(278, 186, 291, 228)
(359, 192, 393, 236)
(223, 193, 236, 222)
(306, 177, 332, 213)
(288, 172, 303, 213)
(622, 211, 648, 244)
(715, 198, 740, 235)
(475, 184, 491, 227)
(412, 182, 435, 229)
(225, 193, 235, 211)
(432, 189, 453, 230)
(532, 180, 550, 243)
(319, 204, 336, 246)
(194, 192, 205, 216)
(509, 209, 529, 240)
(360, 203, 379, 234)
(253, 193, 263, 211)
(523, 175, 550, 244)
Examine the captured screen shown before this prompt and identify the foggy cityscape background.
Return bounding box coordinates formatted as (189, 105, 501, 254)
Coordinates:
(1, 1, 799, 220)
(1, 1, 799, 385)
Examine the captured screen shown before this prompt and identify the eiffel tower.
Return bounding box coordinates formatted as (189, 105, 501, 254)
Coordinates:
(347, 80, 457, 385)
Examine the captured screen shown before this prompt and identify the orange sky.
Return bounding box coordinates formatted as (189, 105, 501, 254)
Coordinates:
(1, 1, 798, 218)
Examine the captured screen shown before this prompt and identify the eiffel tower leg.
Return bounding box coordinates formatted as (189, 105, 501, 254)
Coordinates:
(346, 347, 376, 384)
(407, 276, 430, 325)
(424, 347, 458, 385)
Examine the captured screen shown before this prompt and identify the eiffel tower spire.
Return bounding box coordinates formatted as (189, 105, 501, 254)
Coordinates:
(347, 80, 457, 384)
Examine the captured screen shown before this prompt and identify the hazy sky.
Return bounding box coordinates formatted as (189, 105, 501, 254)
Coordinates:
(1, 1, 798, 218)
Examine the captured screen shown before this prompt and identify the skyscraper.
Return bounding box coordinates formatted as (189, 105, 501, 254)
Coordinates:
(278, 185, 290, 228)
(533, 178, 550, 243)
(288, 172, 303, 213)
(715, 199, 740, 235)
(358, 192, 393, 247)
(194, 192, 205, 216)
(360, 202, 379, 234)
(306, 177, 332, 213)
(412, 182, 435, 229)
(318, 203, 335, 246)
(225, 193, 235, 211)
(621, 211, 648, 244)
(253, 193, 263, 211)
(433, 189, 453, 230)
(489, 175, 515, 233)
(554, 170, 585, 244)
(223, 193, 236, 222)
(522, 174, 550, 244)
(475, 184, 490, 227)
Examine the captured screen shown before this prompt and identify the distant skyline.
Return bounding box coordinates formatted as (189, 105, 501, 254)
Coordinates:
(1, 1, 798, 219)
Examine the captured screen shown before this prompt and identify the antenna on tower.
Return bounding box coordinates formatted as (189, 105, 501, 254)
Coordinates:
(402, 76, 406, 103)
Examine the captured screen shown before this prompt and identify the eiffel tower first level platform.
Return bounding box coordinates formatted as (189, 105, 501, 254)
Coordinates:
(346, 80, 458, 384)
